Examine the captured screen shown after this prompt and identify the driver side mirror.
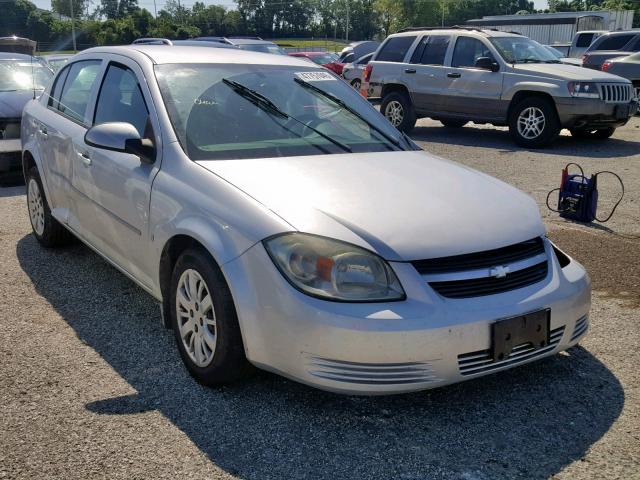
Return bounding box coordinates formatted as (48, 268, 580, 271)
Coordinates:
(85, 122, 155, 164)
(475, 57, 500, 72)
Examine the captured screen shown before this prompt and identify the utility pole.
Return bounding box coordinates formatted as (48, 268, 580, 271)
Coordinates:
(153, 0, 157, 18)
(345, 0, 349, 42)
(441, 0, 445, 27)
(69, 0, 77, 52)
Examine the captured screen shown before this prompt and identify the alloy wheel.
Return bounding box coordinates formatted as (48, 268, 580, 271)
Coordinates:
(176, 268, 217, 367)
(517, 107, 546, 140)
(27, 178, 45, 236)
(385, 100, 404, 127)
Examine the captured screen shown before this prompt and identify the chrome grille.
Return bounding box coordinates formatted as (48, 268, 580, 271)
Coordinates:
(599, 83, 634, 103)
(571, 314, 589, 342)
(305, 356, 439, 385)
(457, 326, 564, 376)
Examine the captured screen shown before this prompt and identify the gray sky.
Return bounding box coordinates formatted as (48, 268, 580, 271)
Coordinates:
(30, 0, 549, 16)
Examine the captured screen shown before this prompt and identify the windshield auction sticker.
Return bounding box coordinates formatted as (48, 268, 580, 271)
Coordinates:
(295, 71, 336, 82)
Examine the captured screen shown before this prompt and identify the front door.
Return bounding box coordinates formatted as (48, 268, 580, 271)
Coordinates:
(442, 36, 505, 120)
(70, 57, 161, 289)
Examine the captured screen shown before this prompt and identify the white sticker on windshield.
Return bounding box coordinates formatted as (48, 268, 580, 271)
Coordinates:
(295, 71, 336, 82)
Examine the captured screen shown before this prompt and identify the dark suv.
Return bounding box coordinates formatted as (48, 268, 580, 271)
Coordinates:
(582, 31, 640, 70)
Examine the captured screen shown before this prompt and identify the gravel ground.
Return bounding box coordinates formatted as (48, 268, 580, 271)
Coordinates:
(0, 118, 639, 480)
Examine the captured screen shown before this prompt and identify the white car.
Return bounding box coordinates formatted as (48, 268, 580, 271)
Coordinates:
(342, 52, 374, 90)
(21, 46, 591, 395)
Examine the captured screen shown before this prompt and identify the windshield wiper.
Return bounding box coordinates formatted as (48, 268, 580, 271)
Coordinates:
(293, 77, 407, 150)
(514, 58, 542, 64)
(544, 59, 562, 64)
(222, 78, 351, 153)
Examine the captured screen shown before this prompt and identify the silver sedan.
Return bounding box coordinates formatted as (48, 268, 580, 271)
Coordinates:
(342, 52, 374, 90)
(21, 46, 590, 395)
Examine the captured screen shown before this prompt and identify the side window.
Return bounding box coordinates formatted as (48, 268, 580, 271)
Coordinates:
(48, 65, 70, 110)
(57, 60, 102, 124)
(376, 36, 417, 62)
(631, 36, 640, 52)
(452, 37, 494, 68)
(575, 33, 594, 48)
(419, 35, 450, 65)
(94, 63, 149, 137)
(595, 34, 634, 51)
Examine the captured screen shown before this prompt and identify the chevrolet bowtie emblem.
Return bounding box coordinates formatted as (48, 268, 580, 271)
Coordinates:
(490, 265, 510, 278)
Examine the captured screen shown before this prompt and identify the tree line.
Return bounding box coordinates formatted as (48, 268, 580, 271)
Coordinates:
(2, 0, 638, 51)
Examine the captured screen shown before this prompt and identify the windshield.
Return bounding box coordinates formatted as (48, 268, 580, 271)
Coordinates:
(238, 44, 287, 55)
(490, 37, 559, 63)
(155, 64, 407, 160)
(308, 54, 336, 65)
(0, 59, 53, 91)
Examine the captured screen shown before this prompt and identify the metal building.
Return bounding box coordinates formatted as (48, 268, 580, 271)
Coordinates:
(466, 11, 634, 45)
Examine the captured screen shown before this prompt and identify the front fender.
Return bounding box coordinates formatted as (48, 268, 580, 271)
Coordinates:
(502, 82, 565, 102)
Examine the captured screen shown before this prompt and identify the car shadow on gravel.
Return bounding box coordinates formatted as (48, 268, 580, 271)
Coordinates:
(16, 235, 625, 480)
(410, 125, 640, 159)
(0, 184, 25, 197)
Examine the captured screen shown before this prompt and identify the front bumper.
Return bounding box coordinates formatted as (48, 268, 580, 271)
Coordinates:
(0, 139, 22, 174)
(556, 97, 637, 129)
(224, 238, 591, 395)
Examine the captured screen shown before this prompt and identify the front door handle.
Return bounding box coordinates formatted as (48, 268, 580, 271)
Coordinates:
(39, 126, 48, 136)
(404, 68, 417, 74)
(447, 72, 462, 78)
(78, 151, 92, 167)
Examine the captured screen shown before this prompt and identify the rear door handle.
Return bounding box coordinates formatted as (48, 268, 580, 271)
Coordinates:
(447, 73, 461, 78)
(78, 151, 92, 166)
(39, 126, 48, 136)
(404, 68, 416, 74)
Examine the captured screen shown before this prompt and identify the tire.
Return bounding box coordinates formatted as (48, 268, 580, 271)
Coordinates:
(170, 248, 252, 386)
(26, 167, 73, 248)
(570, 127, 616, 139)
(381, 91, 417, 133)
(350, 78, 362, 90)
(508, 97, 560, 148)
(440, 119, 468, 128)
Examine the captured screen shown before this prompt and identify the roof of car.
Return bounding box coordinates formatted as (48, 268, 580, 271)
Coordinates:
(75, 45, 313, 66)
(389, 27, 522, 38)
(289, 51, 331, 56)
(227, 38, 278, 45)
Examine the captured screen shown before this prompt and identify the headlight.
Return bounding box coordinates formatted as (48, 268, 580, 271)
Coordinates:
(263, 233, 405, 302)
(567, 81, 600, 99)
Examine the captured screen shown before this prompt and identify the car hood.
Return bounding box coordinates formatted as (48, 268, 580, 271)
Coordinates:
(197, 151, 545, 261)
(512, 63, 628, 82)
(0, 90, 35, 118)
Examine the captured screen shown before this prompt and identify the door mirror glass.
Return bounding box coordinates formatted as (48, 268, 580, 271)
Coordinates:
(475, 57, 499, 72)
(85, 122, 155, 163)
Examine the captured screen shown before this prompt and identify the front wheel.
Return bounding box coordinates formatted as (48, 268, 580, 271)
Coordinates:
(380, 91, 417, 133)
(170, 248, 252, 386)
(570, 127, 616, 139)
(350, 78, 362, 90)
(508, 97, 560, 148)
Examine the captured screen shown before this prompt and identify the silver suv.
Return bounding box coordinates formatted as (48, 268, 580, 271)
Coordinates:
(368, 27, 638, 147)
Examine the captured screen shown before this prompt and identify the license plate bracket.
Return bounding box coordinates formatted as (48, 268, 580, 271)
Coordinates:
(491, 309, 550, 362)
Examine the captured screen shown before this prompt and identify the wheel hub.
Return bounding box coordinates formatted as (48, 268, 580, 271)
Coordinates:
(176, 269, 217, 367)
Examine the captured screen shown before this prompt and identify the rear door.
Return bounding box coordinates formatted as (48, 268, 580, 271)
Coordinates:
(70, 56, 161, 288)
(407, 35, 452, 114)
(441, 36, 504, 120)
(369, 35, 417, 98)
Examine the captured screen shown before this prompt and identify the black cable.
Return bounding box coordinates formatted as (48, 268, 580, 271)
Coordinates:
(592, 171, 625, 223)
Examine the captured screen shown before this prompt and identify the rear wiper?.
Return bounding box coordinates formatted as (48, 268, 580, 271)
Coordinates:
(222, 78, 351, 153)
(293, 77, 408, 150)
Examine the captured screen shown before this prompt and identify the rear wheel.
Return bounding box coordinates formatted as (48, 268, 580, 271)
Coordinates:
(350, 78, 362, 90)
(170, 248, 252, 386)
(508, 97, 560, 148)
(440, 119, 468, 128)
(26, 167, 73, 247)
(570, 127, 616, 139)
(381, 91, 417, 133)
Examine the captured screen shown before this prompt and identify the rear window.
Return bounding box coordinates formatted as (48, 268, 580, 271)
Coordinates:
(410, 35, 450, 65)
(595, 34, 634, 51)
(575, 33, 594, 48)
(376, 36, 417, 62)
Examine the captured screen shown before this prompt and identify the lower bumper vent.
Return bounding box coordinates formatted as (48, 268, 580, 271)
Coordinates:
(305, 356, 439, 385)
(457, 326, 565, 376)
(571, 315, 589, 342)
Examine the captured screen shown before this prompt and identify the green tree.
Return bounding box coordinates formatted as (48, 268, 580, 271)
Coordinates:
(51, 0, 87, 18)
